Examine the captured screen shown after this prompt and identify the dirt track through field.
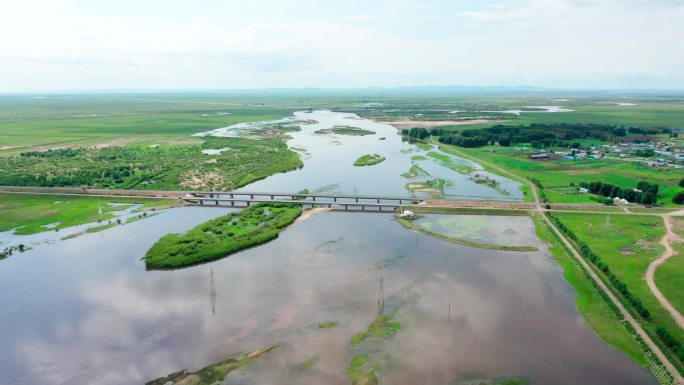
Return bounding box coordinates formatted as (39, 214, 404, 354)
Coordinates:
(647, 209, 684, 330)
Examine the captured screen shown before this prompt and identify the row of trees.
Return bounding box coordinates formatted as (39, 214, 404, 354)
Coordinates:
(404, 123, 675, 149)
(438, 123, 636, 148)
(549, 214, 651, 319)
(656, 327, 684, 365)
(577, 181, 659, 205)
(628, 127, 670, 135)
(20, 148, 82, 158)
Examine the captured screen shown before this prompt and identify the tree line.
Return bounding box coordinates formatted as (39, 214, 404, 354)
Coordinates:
(578, 181, 659, 205)
(402, 122, 665, 149)
(656, 327, 684, 366)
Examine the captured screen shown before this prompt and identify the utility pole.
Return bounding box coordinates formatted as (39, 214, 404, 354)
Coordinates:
(377, 275, 384, 316)
(448, 290, 452, 322)
(210, 267, 217, 317)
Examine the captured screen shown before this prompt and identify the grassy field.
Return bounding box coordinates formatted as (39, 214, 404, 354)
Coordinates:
(512, 103, 684, 128)
(454, 145, 684, 206)
(553, 212, 684, 371)
(0, 95, 299, 153)
(531, 215, 647, 365)
(144, 203, 302, 269)
(0, 194, 176, 234)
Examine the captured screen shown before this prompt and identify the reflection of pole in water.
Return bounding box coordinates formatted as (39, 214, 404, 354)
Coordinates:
(210, 267, 217, 317)
(377, 275, 384, 316)
(448, 290, 452, 322)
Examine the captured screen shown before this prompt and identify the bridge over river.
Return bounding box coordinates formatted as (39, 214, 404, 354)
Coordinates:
(0, 185, 536, 212)
(182, 191, 536, 212)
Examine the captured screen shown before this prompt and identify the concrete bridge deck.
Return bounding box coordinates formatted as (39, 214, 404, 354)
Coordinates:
(0, 185, 540, 212)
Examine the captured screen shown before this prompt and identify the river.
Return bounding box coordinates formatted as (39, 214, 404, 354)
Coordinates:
(0, 111, 656, 385)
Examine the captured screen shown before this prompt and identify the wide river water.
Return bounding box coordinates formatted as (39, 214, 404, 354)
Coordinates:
(0, 111, 656, 385)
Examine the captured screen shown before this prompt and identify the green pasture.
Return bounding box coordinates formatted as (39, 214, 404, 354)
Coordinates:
(554, 213, 684, 359)
(0, 194, 175, 235)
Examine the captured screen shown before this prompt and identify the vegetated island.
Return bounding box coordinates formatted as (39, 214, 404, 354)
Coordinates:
(144, 203, 302, 269)
(396, 216, 538, 252)
(315, 125, 376, 136)
(354, 154, 385, 167)
(146, 345, 279, 385)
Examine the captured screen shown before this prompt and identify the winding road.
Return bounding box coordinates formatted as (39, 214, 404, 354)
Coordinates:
(647, 210, 684, 330)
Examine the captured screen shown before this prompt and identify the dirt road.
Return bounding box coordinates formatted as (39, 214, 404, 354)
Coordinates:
(647, 210, 684, 330)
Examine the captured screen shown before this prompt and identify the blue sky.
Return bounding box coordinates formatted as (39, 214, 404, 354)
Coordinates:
(1, 0, 682, 91)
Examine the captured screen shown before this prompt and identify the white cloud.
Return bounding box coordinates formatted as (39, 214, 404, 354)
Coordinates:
(0, 0, 682, 90)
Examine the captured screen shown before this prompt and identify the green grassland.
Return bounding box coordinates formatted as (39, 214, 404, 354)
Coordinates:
(512, 103, 684, 128)
(144, 203, 302, 269)
(531, 215, 647, 365)
(6, 93, 683, 155)
(553, 212, 684, 371)
(0, 95, 298, 153)
(0, 194, 175, 235)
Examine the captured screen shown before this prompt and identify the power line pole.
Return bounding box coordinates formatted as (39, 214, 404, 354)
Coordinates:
(377, 275, 384, 316)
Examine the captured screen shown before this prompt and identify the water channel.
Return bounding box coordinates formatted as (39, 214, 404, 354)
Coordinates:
(0, 111, 656, 385)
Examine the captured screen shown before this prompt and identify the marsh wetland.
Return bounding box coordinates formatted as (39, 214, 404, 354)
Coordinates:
(0, 101, 670, 385)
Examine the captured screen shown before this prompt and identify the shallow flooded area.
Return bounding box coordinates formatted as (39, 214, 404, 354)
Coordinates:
(199, 110, 523, 200)
(0, 208, 656, 385)
(410, 214, 541, 247)
(0, 110, 658, 385)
